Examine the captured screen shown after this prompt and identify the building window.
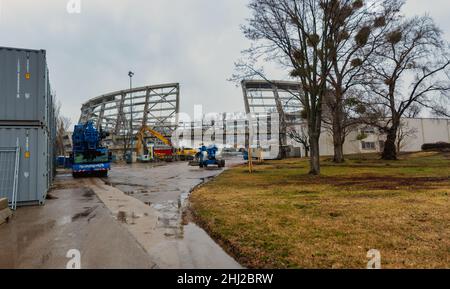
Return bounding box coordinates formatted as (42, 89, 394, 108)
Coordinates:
(362, 141, 376, 150)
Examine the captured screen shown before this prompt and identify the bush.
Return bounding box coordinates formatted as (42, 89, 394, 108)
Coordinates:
(421, 142, 450, 151)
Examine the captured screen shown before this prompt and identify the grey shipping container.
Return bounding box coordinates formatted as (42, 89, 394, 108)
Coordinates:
(0, 46, 51, 127)
(0, 126, 51, 206)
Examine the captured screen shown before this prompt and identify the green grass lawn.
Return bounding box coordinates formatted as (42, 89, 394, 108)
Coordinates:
(189, 152, 450, 268)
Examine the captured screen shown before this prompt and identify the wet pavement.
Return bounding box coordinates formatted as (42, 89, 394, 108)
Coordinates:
(101, 157, 245, 269)
(0, 175, 155, 269)
(0, 158, 244, 269)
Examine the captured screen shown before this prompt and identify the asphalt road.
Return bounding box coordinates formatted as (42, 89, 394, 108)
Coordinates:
(0, 174, 154, 269)
(104, 158, 244, 269)
(0, 158, 243, 269)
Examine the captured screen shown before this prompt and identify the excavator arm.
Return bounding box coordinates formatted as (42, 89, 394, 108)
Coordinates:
(144, 126, 172, 147)
(135, 125, 172, 155)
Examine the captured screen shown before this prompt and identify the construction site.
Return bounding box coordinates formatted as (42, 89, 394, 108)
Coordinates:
(0, 0, 449, 273)
(0, 46, 311, 268)
(1, 46, 448, 269)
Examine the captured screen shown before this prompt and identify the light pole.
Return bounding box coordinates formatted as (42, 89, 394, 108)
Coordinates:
(128, 71, 134, 134)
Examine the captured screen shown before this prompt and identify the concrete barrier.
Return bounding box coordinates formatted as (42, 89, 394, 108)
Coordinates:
(0, 208, 12, 225)
(0, 198, 8, 210)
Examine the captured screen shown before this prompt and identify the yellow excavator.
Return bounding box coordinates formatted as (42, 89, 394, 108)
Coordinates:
(176, 147, 197, 161)
(135, 125, 197, 162)
(135, 125, 172, 162)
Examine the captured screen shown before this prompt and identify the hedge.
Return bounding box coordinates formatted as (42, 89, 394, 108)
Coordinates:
(421, 142, 450, 151)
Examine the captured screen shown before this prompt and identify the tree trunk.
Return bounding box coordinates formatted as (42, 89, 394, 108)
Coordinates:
(331, 91, 345, 163)
(278, 132, 287, 159)
(382, 126, 399, 160)
(303, 145, 309, 158)
(332, 114, 345, 163)
(333, 139, 344, 163)
(309, 134, 320, 175)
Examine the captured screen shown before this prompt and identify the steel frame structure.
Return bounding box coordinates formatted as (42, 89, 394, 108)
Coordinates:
(241, 80, 303, 122)
(175, 112, 249, 149)
(79, 83, 180, 140)
(241, 80, 304, 156)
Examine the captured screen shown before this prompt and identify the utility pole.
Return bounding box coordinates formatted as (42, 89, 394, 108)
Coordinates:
(127, 71, 134, 163)
(128, 71, 134, 135)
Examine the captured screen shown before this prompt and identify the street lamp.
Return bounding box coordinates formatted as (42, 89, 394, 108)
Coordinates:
(128, 71, 134, 133)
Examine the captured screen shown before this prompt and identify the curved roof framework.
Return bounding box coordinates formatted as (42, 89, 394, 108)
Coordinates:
(241, 79, 303, 121)
(79, 83, 180, 138)
(241, 80, 305, 155)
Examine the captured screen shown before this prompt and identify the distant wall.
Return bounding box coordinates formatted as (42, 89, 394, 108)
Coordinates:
(315, 118, 450, 156)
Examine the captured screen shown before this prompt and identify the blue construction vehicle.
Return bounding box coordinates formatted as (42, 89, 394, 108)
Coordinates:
(189, 145, 225, 168)
(71, 121, 111, 178)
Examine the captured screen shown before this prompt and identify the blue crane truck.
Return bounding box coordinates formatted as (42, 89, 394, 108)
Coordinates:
(71, 121, 111, 178)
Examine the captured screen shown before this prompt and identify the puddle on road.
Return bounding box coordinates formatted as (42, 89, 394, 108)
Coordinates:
(137, 183, 241, 267)
(104, 161, 244, 268)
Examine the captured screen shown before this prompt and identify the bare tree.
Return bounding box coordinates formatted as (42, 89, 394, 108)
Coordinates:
(321, 88, 364, 161)
(395, 105, 420, 154)
(122, 128, 133, 160)
(396, 121, 418, 154)
(324, 0, 402, 163)
(362, 15, 450, 160)
(427, 97, 450, 118)
(54, 101, 73, 156)
(288, 125, 309, 157)
(237, 0, 340, 175)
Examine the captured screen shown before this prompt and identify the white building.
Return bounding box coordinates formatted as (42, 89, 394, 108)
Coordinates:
(241, 80, 450, 157)
(315, 118, 450, 156)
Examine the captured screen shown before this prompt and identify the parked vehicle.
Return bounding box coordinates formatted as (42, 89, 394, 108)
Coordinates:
(189, 145, 225, 168)
(71, 121, 111, 177)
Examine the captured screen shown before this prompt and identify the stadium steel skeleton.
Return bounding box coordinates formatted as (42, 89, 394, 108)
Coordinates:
(241, 80, 304, 157)
(175, 80, 304, 153)
(78, 80, 304, 157)
(79, 83, 180, 150)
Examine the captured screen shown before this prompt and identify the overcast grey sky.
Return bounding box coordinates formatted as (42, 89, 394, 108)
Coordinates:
(0, 0, 449, 123)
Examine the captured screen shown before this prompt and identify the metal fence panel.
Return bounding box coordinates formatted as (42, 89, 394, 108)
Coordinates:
(0, 126, 49, 206)
(0, 145, 19, 209)
(0, 149, 15, 203)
